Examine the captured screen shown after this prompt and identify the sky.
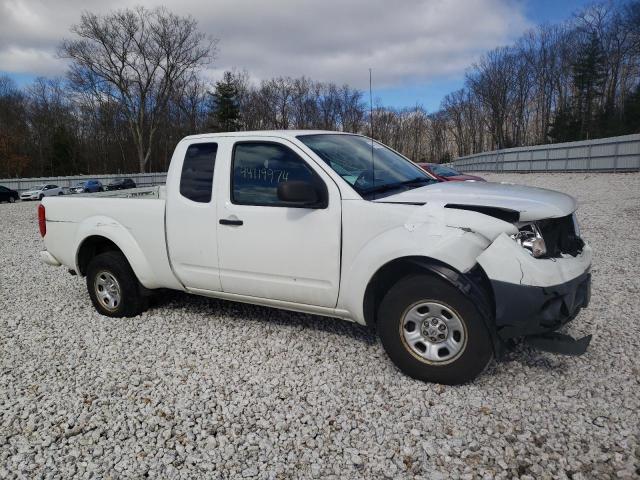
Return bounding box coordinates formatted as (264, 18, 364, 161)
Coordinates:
(0, 0, 593, 111)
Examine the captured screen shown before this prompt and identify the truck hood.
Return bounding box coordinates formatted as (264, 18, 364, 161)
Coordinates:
(376, 181, 576, 221)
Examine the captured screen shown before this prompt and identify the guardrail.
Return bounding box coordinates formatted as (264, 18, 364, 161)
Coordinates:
(0, 172, 168, 191)
(453, 134, 640, 173)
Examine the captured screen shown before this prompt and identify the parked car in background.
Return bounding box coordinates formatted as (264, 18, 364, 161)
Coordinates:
(106, 178, 136, 191)
(0, 185, 19, 203)
(74, 180, 104, 193)
(70, 182, 84, 194)
(417, 163, 485, 182)
(20, 184, 63, 201)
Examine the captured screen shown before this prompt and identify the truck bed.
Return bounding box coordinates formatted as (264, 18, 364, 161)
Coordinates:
(42, 185, 182, 290)
(76, 185, 166, 199)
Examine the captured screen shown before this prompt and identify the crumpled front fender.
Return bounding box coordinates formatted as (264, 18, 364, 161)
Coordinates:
(339, 203, 519, 325)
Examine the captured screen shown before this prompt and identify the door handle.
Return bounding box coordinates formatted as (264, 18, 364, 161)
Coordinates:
(219, 218, 243, 226)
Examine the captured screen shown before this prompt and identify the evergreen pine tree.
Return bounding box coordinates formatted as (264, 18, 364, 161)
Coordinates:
(208, 71, 240, 132)
(548, 106, 580, 143)
(623, 84, 640, 133)
(50, 125, 75, 175)
(571, 31, 607, 139)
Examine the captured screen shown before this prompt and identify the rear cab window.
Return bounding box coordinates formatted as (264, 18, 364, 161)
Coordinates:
(180, 143, 218, 203)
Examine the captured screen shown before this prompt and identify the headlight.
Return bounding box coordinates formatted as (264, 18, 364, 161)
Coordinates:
(571, 213, 581, 238)
(511, 222, 547, 258)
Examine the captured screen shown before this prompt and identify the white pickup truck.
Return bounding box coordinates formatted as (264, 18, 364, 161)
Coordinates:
(40, 131, 592, 384)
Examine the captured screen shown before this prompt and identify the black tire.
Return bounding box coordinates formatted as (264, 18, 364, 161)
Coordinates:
(9, 196, 16, 203)
(58, 191, 63, 195)
(86, 251, 147, 317)
(378, 274, 493, 385)
(38, 194, 44, 201)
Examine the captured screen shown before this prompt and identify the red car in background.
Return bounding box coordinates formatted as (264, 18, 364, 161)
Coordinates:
(417, 163, 485, 182)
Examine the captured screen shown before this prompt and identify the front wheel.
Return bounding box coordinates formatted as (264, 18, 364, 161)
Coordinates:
(378, 274, 493, 385)
(86, 251, 147, 317)
(38, 194, 44, 201)
(9, 196, 16, 203)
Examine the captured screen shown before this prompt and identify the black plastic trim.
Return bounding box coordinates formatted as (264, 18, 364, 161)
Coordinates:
(445, 204, 520, 223)
(403, 259, 501, 356)
(491, 271, 591, 340)
(219, 219, 243, 226)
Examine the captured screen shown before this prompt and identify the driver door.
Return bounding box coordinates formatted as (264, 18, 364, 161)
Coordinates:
(216, 138, 342, 308)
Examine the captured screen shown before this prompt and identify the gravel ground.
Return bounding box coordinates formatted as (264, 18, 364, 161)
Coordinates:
(1, 172, 639, 479)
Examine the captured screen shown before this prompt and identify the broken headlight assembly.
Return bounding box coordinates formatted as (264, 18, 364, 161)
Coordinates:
(511, 222, 547, 258)
(571, 212, 581, 238)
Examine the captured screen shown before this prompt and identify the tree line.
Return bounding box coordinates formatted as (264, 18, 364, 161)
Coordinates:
(0, 1, 639, 178)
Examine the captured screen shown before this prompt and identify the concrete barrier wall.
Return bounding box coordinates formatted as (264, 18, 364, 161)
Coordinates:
(453, 134, 640, 173)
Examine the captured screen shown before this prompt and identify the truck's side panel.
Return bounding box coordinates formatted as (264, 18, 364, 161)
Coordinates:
(42, 197, 182, 290)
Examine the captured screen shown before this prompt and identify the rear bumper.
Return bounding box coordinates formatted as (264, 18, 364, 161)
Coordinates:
(40, 250, 61, 267)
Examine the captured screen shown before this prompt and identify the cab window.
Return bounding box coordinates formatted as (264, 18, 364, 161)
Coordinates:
(180, 143, 218, 203)
(231, 142, 324, 206)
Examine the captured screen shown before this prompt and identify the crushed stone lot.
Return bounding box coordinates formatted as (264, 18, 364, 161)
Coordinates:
(1, 172, 639, 479)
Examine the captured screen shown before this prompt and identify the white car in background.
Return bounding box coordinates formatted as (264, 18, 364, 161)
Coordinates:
(20, 184, 64, 201)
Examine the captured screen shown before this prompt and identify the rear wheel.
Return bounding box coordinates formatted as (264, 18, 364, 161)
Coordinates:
(378, 274, 493, 385)
(87, 251, 147, 317)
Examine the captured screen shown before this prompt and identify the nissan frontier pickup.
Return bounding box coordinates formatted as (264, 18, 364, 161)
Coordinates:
(39, 131, 592, 384)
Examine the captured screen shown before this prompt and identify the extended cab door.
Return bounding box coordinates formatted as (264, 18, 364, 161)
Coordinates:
(166, 139, 225, 291)
(216, 137, 342, 308)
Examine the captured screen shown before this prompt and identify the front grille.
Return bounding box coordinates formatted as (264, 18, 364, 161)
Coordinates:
(537, 215, 584, 257)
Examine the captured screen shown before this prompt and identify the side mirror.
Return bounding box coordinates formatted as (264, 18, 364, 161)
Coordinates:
(277, 180, 324, 207)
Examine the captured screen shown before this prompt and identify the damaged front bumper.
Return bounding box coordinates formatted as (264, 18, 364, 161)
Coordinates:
(477, 233, 592, 355)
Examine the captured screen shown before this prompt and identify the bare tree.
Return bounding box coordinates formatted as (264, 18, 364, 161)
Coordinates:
(60, 7, 215, 172)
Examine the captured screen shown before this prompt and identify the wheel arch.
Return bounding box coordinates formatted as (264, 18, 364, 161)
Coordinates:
(77, 235, 123, 276)
(73, 220, 160, 289)
(362, 256, 498, 352)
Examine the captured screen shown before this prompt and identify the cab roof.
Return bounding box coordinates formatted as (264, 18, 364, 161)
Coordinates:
(182, 130, 355, 141)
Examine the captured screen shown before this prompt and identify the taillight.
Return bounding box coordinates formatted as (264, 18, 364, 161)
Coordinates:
(38, 204, 46, 237)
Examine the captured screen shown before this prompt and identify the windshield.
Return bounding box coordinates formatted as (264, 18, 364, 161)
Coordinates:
(297, 134, 436, 199)
(431, 164, 461, 177)
(33, 184, 45, 190)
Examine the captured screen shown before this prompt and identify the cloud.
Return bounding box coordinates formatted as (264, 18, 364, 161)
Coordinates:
(0, 0, 530, 88)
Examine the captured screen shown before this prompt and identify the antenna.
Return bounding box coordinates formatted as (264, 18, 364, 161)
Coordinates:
(369, 68, 375, 192)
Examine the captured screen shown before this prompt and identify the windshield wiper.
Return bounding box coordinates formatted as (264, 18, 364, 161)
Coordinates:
(361, 177, 432, 196)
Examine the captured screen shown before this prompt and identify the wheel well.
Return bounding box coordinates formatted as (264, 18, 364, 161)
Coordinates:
(362, 256, 495, 330)
(77, 236, 123, 276)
